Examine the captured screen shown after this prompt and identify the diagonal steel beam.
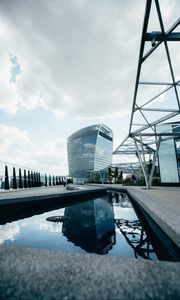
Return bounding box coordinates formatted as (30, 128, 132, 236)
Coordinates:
(129, 0, 152, 134)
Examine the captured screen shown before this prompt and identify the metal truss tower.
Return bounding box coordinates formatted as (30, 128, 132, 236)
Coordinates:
(114, 0, 180, 188)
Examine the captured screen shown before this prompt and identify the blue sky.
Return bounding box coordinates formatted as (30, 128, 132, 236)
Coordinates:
(0, 0, 179, 175)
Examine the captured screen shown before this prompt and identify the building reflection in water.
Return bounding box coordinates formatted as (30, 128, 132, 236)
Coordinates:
(108, 191, 157, 260)
(115, 219, 155, 259)
(62, 198, 115, 254)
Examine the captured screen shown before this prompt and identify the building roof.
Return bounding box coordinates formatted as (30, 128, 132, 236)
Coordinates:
(68, 124, 113, 140)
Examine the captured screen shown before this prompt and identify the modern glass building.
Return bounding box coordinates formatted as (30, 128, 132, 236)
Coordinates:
(157, 122, 180, 183)
(67, 124, 113, 182)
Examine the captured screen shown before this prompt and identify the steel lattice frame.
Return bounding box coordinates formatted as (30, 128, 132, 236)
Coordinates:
(114, 0, 180, 188)
(110, 162, 141, 175)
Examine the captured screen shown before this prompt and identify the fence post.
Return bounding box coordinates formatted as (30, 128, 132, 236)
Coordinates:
(33, 172, 37, 187)
(24, 169, 27, 188)
(13, 167, 17, 189)
(5, 165, 9, 190)
(28, 170, 31, 188)
(38, 172, 41, 187)
(31, 171, 34, 187)
(45, 174, 47, 186)
(19, 168, 23, 189)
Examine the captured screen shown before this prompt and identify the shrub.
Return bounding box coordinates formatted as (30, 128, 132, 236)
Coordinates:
(152, 177, 160, 186)
(123, 177, 134, 185)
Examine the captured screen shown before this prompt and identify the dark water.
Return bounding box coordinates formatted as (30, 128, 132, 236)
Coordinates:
(0, 191, 159, 259)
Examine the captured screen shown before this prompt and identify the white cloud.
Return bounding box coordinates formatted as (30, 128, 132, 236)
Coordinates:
(77, 109, 130, 121)
(0, 0, 145, 118)
(0, 0, 179, 118)
(17, 138, 68, 175)
(0, 1, 178, 117)
(0, 123, 68, 174)
(0, 124, 29, 152)
(0, 0, 179, 175)
(0, 52, 20, 114)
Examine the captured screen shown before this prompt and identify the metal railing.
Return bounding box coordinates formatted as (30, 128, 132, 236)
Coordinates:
(0, 161, 65, 191)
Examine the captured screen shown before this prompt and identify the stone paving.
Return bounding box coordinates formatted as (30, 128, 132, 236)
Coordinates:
(0, 244, 180, 300)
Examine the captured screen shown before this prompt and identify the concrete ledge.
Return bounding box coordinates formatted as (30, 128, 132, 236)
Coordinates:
(0, 245, 180, 300)
(126, 187, 180, 248)
(0, 186, 107, 206)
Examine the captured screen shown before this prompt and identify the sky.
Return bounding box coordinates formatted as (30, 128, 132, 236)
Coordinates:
(0, 0, 179, 175)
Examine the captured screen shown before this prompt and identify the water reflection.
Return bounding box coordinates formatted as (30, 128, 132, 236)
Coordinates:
(115, 219, 155, 259)
(108, 191, 157, 260)
(62, 198, 115, 254)
(0, 192, 160, 259)
(108, 191, 132, 207)
(0, 223, 20, 244)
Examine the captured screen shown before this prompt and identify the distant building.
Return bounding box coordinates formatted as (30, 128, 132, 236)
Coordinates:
(67, 124, 113, 183)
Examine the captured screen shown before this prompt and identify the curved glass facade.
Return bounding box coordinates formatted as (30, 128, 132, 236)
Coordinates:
(67, 124, 113, 180)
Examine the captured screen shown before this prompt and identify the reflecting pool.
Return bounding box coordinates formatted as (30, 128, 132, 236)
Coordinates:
(0, 191, 160, 259)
